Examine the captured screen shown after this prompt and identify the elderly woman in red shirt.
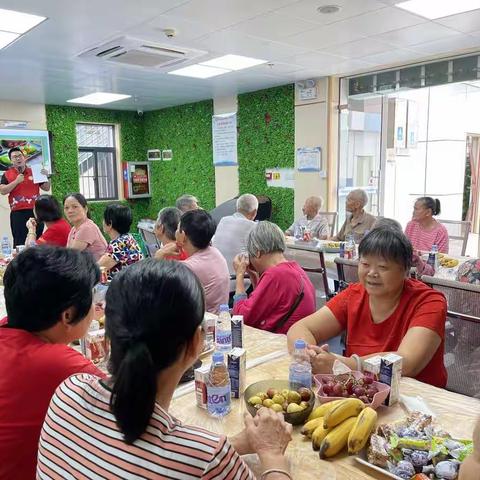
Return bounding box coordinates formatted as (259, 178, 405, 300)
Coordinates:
(232, 221, 316, 334)
(287, 227, 447, 388)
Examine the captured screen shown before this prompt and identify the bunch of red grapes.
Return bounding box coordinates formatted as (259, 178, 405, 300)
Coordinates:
(320, 373, 379, 404)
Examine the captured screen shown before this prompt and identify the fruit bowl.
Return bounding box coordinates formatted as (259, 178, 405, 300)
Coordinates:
(314, 372, 390, 410)
(243, 379, 315, 425)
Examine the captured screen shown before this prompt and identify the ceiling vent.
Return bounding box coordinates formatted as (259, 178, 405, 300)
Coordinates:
(77, 36, 207, 69)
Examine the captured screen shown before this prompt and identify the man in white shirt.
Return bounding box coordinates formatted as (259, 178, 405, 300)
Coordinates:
(285, 196, 329, 239)
(212, 194, 258, 276)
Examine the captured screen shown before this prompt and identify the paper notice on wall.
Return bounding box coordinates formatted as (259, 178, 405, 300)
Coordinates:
(296, 146, 322, 173)
(212, 112, 237, 166)
(265, 168, 295, 188)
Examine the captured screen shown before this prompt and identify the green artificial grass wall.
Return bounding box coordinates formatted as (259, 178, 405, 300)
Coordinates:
(238, 84, 295, 230)
(143, 100, 215, 211)
(46, 85, 294, 230)
(45, 105, 150, 226)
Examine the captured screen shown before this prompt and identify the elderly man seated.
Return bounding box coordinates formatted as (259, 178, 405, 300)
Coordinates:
(212, 193, 258, 277)
(154, 207, 188, 261)
(175, 194, 199, 213)
(285, 196, 329, 239)
(333, 188, 376, 243)
(158, 209, 229, 313)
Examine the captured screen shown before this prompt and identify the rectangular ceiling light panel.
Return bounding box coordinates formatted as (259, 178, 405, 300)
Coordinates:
(67, 92, 131, 105)
(201, 54, 267, 71)
(0, 8, 46, 34)
(168, 64, 230, 78)
(0, 31, 19, 49)
(396, 0, 480, 19)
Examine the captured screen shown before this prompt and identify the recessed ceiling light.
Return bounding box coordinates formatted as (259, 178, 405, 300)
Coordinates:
(0, 31, 19, 50)
(66, 92, 131, 105)
(317, 5, 341, 14)
(0, 8, 46, 34)
(201, 54, 268, 71)
(396, 0, 480, 19)
(167, 64, 230, 79)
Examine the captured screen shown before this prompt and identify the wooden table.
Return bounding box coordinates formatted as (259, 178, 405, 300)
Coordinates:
(170, 326, 480, 480)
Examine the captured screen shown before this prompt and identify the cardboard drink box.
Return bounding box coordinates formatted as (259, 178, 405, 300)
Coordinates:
(194, 364, 210, 409)
(228, 348, 246, 399)
(231, 315, 244, 348)
(379, 353, 403, 406)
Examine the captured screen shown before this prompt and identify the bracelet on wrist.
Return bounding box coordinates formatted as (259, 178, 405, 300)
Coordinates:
(260, 469, 292, 480)
(351, 354, 362, 372)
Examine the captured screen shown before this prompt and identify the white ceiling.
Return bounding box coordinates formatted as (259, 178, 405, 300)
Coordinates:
(1, 0, 480, 111)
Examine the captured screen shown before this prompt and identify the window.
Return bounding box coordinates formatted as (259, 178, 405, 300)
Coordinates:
(76, 123, 118, 200)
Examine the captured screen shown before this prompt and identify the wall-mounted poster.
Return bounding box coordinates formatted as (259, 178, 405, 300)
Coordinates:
(296, 146, 322, 173)
(212, 112, 237, 166)
(0, 129, 52, 183)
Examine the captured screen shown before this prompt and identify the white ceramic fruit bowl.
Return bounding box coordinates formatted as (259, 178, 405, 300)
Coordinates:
(244, 379, 315, 425)
(314, 372, 390, 410)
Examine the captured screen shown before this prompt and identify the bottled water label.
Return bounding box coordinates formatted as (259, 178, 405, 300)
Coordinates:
(289, 367, 312, 389)
(207, 384, 231, 416)
(215, 330, 232, 351)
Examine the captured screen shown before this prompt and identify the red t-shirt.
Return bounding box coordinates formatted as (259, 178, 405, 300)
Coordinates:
(37, 218, 71, 247)
(3, 167, 41, 211)
(233, 261, 316, 334)
(326, 278, 447, 388)
(0, 327, 105, 480)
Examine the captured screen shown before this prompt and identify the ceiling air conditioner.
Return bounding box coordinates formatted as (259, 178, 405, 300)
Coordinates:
(77, 36, 206, 69)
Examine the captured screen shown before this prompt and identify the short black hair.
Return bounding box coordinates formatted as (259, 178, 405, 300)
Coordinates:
(63, 192, 91, 219)
(4, 246, 100, 332)
(179, 210, 216, 249)
(106, 260, 204, 444)
(34, 195, 62, 222)
(418, 196, 441, 216)
(359, 227, 412, 271)
(157, 207, 181, 241)
(104, 204, 132, 235)
(8, 147, 23, 160)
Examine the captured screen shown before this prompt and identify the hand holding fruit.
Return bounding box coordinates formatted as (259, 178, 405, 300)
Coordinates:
(26, 217, 37, 232)
(244, 408, 292, 456)
(307, 344, 337, 374)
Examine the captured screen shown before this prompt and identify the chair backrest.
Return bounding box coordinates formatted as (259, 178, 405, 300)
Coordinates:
(136, 219, 159, 258)
(334, 257, 359, 286)
(421, 275, 480, 397)
(322, 212, 338, 236)
(437, 219, 471, 256)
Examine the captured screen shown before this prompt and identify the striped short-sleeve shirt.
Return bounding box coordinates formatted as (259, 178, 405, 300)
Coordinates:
(37, 374, 254, 480)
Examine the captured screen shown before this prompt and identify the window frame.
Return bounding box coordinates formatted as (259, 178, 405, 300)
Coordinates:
(76, 123, 119, 201)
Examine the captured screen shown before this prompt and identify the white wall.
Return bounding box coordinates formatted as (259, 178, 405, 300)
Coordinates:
(0, 101, 47, 243)
(294, 78, 337, 221)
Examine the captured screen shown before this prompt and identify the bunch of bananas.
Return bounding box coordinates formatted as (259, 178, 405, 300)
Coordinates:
(301, 398, 377, 458)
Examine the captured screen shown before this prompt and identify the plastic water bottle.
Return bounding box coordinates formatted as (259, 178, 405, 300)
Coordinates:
(289, 339, 312, 388)
(215, 304, 232, 353)
(1, 235, 11, 258)
(427, 244, 439, 272)
(207, 352, 231, 417)
(345, 234, 356, 260)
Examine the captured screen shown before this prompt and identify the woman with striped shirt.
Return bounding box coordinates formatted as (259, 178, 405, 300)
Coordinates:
(405, 196, 449, 253)
(37, 260, 293, 480)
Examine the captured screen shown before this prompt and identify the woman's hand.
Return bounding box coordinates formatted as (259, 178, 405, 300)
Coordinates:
(26, 217, 37, 231)
(307, 344, 337, 374)
(155, 242, 180, 260)
(233, 253, 249, 276)
(244, 408, 292, 456)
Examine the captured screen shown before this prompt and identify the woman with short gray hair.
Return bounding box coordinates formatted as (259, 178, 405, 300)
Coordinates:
(232, 221, 316, 334)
